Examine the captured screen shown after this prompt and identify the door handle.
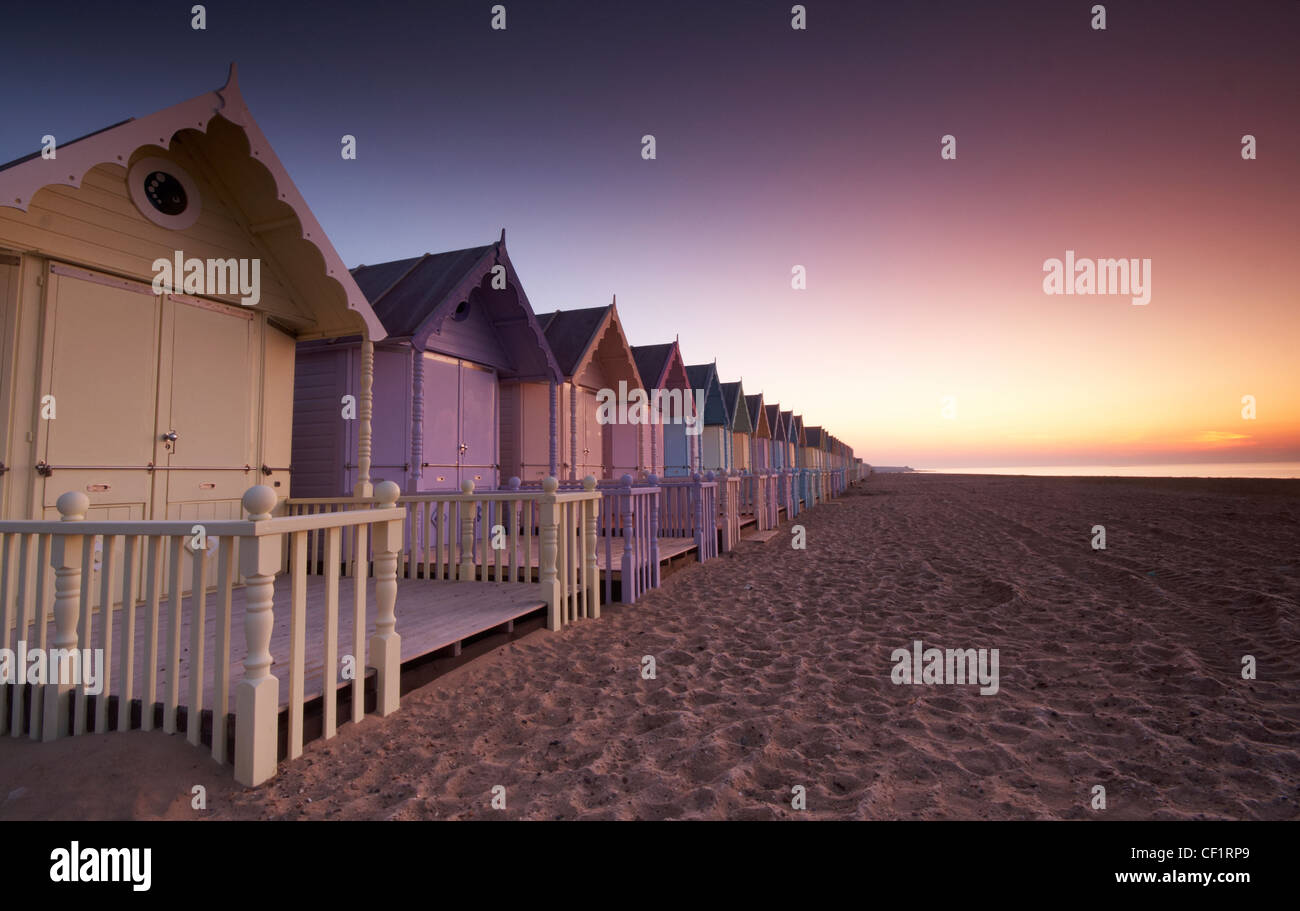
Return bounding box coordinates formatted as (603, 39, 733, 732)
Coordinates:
(162, 430, 179, 442)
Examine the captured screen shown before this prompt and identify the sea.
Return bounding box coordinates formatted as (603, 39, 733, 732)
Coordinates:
(920, 462, 1300, 479)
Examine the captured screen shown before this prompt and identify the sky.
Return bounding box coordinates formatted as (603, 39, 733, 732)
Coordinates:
(2, 0, 1297, 468)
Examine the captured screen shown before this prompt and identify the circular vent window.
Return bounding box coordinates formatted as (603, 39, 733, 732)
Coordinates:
(127, 157, 201, 230)
(452, 300, 471, 322)
(145, 171, 188, 215)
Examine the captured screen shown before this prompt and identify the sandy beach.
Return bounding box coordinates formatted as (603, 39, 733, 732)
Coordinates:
(3, 472, 1297, 820)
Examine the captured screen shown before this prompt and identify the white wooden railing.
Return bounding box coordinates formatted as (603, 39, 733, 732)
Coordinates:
(284, 477, 601, 628)
(0, 482, 406, 787)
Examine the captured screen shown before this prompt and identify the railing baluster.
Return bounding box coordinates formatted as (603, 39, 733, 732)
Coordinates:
(352, 521, 368, 725)
(288, 530, 307, 760)
(142, 536, 162, 732)
(73, 536, 95, 737)
(163, 535, 184, 735)
(323, 526, 341, 740)
(0, 534, 12, 736)
(117, 536, 137, 734)
(212, 535, 234, 762)
(95, 535, 118, 734)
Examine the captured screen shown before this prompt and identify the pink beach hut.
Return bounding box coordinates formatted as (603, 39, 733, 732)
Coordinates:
(533, 302, 644, 481)
(630, 340, 692, 478)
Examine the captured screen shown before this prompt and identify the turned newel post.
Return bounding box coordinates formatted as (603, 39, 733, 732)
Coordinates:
(43, 491, 87, 741)
(458, 479, 477, 581)
(705, 470, 717, 557)
(548, 380, 559, 478)
(691, 470, 705, 557)
(538, 477, 562, 630)
(235, 485, 282, 786)
(369, 481, 403, 716)
(716, 468, 730, 551)
(582, 475, 600, 619)
(410, 350, 425, 493)
(647, 474, 661, 587)
(355, 338, 375, 497)
(619, 474, 635, 604)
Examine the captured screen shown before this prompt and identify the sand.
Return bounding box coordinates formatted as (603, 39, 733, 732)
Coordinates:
(3, 472, 1298, 820)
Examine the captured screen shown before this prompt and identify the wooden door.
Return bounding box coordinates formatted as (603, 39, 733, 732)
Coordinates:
(575, 387, 602, 479)
(157, 296, 254, 522)
(39, 267, 161, 521)
(458, 360, 497, 489)
(419, 353, 461, 490)
(0, 256, 14, 515)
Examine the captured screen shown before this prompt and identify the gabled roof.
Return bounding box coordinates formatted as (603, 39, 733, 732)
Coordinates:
(535, 301, 641, 387)
(630, 341, 689, 391)
(719, 381, 752, 433)
(805, 426, 825, 447)
(791, 414, 806, 446)
(350, 232, 560, 381)
(746, 394, 770, 439)
(686, 363, 727, 426)
(765, 404, 784, 441)
(0, 64, 384, 341)
(779, 410, 795, 443)
(352, 246, 492, 337)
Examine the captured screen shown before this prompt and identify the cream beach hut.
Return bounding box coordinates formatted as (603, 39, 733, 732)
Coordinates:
(0, 69, 602, 787)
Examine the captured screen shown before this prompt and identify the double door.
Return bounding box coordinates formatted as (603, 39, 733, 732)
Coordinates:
(419, 352, 498, 491)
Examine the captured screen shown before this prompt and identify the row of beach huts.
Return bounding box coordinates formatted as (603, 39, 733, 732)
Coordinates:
(0, 68, 865, 785)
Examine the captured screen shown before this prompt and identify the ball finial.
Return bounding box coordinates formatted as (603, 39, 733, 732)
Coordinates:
(374, 480, 400, 505)
(242, 485, 277, 520)
(542, 476, 559, 493)
(460, 479, 475, 495)
(582, 475, 597, 491)
(56, 490, 89, 521)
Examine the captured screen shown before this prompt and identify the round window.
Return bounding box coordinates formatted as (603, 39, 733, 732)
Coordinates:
(127, 157, 201, 230)
(452, 300, 471, 322)
(145, 171, 188, 216)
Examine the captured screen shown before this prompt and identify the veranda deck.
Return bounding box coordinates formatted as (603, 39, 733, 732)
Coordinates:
(35, 576, 548, 717)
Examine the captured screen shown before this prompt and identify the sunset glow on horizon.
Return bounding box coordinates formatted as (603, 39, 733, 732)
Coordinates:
(3, 0, 1296, 469)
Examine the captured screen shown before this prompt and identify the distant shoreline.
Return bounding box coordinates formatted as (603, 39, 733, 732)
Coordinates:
(904, 463, 1300, 480)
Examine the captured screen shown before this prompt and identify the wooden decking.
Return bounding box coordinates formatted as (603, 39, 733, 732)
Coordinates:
(45, 576, 547, 715)
(420, 534, 698, 579)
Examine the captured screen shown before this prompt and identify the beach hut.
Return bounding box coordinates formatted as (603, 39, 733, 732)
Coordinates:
(765, 405, 785, 469)
(630, 341, 691, 478)
(790, 414, 808, 505)
(804, 426, 826, 502)
(719, 381, 753, 470)
(684, 363, 727, 474)
(533, 302, 643, 481)
(746, 394, 771, 471)
(0, 68, 603, 788)
(0, 65, 386, 523)
(291, 232, 561, 496)
(778, 411, 796, 469)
